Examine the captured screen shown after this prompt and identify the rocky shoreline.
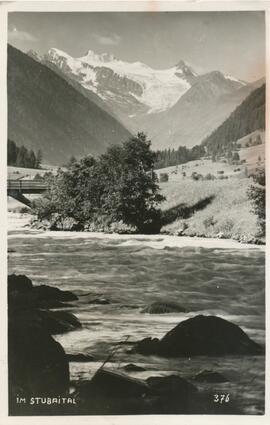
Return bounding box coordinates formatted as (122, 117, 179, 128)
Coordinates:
(8, 274, 264, 415)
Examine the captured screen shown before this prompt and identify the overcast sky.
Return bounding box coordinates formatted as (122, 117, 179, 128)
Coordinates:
(8, 11, 265, 82)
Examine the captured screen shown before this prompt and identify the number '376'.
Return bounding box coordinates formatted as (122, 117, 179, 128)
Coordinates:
(213, 394, 230, 404)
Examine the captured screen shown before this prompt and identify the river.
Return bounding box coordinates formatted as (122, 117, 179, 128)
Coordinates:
(8, 213, 265, 415)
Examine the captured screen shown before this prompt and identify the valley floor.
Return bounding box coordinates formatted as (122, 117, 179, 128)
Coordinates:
(8, 152, 265, 245)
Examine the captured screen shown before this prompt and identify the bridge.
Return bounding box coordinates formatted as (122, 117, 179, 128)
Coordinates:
(7, 179, 47, 206)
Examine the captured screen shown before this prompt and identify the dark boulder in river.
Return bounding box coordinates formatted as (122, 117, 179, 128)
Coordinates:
(82, 368, 149, 398)
(8, 274, 80, 413)
(8, 274, 33, 292)
(74, 369, 200, 414)
(9, 319, 69, 398)
(146, 375, 197, 413)
(32, 284, 78, 304)
(146, 375, 197, 395)
(74, 369, 239, 414)
(8, 274, 78, 309)
(74, 368, 149, 414)
(142, 300, 186, 314)
(134, 315, 263, 357)
(37, 310, 82, 334)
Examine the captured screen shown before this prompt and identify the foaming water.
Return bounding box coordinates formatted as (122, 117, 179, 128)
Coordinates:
(8, 213, 265, 414)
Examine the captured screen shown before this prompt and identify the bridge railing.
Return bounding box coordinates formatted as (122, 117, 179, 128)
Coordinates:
(7, 180, 48, 191)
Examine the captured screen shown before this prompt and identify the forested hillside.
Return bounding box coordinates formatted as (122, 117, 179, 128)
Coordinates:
(202, 84, 265, 157)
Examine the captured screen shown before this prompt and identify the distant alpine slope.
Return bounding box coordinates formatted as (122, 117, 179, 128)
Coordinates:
(202, 83, 265, 155)
(8, 45, 131, 165)
(30, 46, 264, 150)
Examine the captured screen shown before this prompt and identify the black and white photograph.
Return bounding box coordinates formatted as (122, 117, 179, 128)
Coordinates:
(2, 0, 267, 419)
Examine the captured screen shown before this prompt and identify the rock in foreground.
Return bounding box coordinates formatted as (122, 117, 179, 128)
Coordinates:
(134, 315, 263, 357)
(74, 369, 240, 415)
(8, 274, 80, 414)
(80, 368, 149, 398)
(74, 369, 196, 414)
(8, 274, 78, 309)
(9, 320, 69, 397)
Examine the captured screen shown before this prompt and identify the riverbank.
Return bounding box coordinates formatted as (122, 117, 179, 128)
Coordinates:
(8, 211, 265, 251)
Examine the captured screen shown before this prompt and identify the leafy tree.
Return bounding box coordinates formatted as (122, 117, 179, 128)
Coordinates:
(34, 133, 165, 233)
(66, 155, 77, 168)
(190, 144, 205, 160)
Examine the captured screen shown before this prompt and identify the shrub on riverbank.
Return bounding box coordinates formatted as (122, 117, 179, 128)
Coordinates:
(32, 133, 165, 233)
(247, 167, 265, 236)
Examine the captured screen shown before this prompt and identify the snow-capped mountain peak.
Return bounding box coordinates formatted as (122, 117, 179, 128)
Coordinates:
(83, 49, 117, 63)
(41, 47, 245, 116)
(42, 47, 196, 113)
(47, 47, 71, 60)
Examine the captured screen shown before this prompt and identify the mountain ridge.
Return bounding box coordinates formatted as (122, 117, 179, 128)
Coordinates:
(34, 47, 247, 117)
(30, 46, 259, 150)
(25, 46, 265, 153)
(8, 44, 131, 165)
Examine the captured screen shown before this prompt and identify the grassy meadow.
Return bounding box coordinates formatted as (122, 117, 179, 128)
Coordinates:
(158, 151, 264, 243)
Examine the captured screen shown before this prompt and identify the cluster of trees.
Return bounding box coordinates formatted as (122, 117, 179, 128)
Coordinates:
(8, 139, 42, 169)
(248, 167, 265, 236)
(211, 148, 241, 164)
(245, 134, 263, 148)
(154, 144, 205, 169)
(34, 133, 165, 233)
(203, 84, 265, 158)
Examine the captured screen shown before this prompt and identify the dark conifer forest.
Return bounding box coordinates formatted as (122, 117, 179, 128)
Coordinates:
(8, 139, 42, 168)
